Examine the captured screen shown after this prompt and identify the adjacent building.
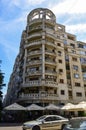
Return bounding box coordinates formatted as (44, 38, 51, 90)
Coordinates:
(5, 8, 86, 106)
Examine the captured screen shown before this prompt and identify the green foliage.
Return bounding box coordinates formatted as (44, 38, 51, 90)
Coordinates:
(78, 111, 84, 117)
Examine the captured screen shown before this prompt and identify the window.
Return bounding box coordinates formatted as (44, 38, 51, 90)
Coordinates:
(67, 73, 71, 79)
(68, 36, 75, 40)
(72, 57, 77, 61)
(57, 43, 61, 46)
(58, 51, 62, 56)
(74, 73, 79, 78)
(70, 43, 75, 48)
(66, 65, 70, 70)
(68, 90, 72, 96)
(72, 50, 76, 54)
(73, 65, 78, 71)
(67, 80, 71, 85)
(58, 59, 62, 63)
(29, 67, 39, 72)
(82, 67, 86, 72)
(64, 48, 68, 52)
(83, 74, 86, 80)
(65, 55, 69, 61)
(45, 117, 52, 122)
(75, 82, 81, 87)
(64, 40, 67, 44)
(78, 44, 86, 49)
(84, 84, 86, 87)
(31, 57, 39, 61)
(79, 51, 85, 55)
(78, 44, 83, 48)
(60, 79, 64, 83)
(29, 77, 39, 81)
(84, 45, 86, 49)
(59, 69, 63, 73)
(80, 58, 86, 64)
(52, 116, 61, 121)
(61, 90, 65, 95)
(76, 92, 82, 97)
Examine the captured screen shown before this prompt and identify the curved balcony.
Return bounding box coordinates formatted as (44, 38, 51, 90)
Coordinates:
(45, 59, 56, 66)
(26, 70, 42, 76)
(25, 40, 42, 48)
(45, 80, 58, 87)
(45, 49, 56, 55)
(18, 93, 59, 101)
(45, 19, 55, 25)
(46, 33, 56, 41)
(28, 19, 43, 26)
(29, 25, 42, 32)
(26, 60, 42, 66)
(27, 50, 42, 56)
(45, 27, 54, 35)
(45, 70, 57, 76)
(22, 80, 58, 88)
(27, 33, 42, 40)
(45, 41, 56, 48)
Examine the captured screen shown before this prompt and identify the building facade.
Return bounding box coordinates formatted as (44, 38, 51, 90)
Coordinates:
(5, 8, 86, 106)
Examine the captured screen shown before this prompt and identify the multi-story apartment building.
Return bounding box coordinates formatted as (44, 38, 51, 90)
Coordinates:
(5, 8, 86, 106)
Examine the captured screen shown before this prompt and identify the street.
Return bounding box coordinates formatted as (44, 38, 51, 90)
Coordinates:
(0, 126, 22, 130)
(0, 124, 22, 130)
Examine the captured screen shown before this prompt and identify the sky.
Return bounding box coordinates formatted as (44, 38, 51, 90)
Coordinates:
(1, 0, 86, 98)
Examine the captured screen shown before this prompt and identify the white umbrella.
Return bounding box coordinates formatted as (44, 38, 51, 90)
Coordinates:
(26, 104, 44, 111)
(73, 101, 86, 111)
(62, 101, 86, 111)
(61, 103, 75, 111)
(45, 104, 60, 110)
(4, 103, 26, 110)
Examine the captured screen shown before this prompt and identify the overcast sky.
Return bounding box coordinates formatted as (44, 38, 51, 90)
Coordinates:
(1, 0, 86, 97)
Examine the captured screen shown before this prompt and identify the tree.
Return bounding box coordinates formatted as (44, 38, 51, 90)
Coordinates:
(0, 61, 5, 121)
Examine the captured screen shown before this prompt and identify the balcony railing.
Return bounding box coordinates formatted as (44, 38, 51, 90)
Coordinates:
(27, 33, 41, 40)
(45, 50, 56, 56)
(29, 25, 42, 31)
(25, 40, 42, 48)
(46, 41, 56, 47)
(22, 80, 58, 87)
(27, 60, 42, 65)
(45, 70, 57, 75)
(26, 70, 42, 76)
(45, 59, 56, 65)
(27, 50, 42, 55)
(29, 19, 42, 25)
(19, 93, 59, 101)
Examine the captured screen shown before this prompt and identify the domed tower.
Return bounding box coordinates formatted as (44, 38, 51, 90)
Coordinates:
(18, 8, 59, 106)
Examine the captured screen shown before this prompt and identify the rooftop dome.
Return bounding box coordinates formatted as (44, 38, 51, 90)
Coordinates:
(27, 8, 56, 23)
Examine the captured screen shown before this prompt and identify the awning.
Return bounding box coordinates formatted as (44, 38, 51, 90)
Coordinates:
(45, 104, 60, 110)
(4, 103, 26, 110)
(61, 103, 76, 111)
(26, 104, 44, 111)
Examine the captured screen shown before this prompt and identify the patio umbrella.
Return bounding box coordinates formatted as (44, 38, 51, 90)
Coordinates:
(62, 101, 86, 111)
(45, 104, 60, 110)
(4, 103, 26, 110)
(26, 104, 44, 111)
(61, 103, 75, 111)
(73, 101, 86, 111)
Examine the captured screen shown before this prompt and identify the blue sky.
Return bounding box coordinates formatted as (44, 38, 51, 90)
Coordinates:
(1, 0, 86, 98)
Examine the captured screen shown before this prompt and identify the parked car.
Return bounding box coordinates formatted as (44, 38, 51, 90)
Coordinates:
(64, 120, 86, 130)
(22, 115, 69, 130)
